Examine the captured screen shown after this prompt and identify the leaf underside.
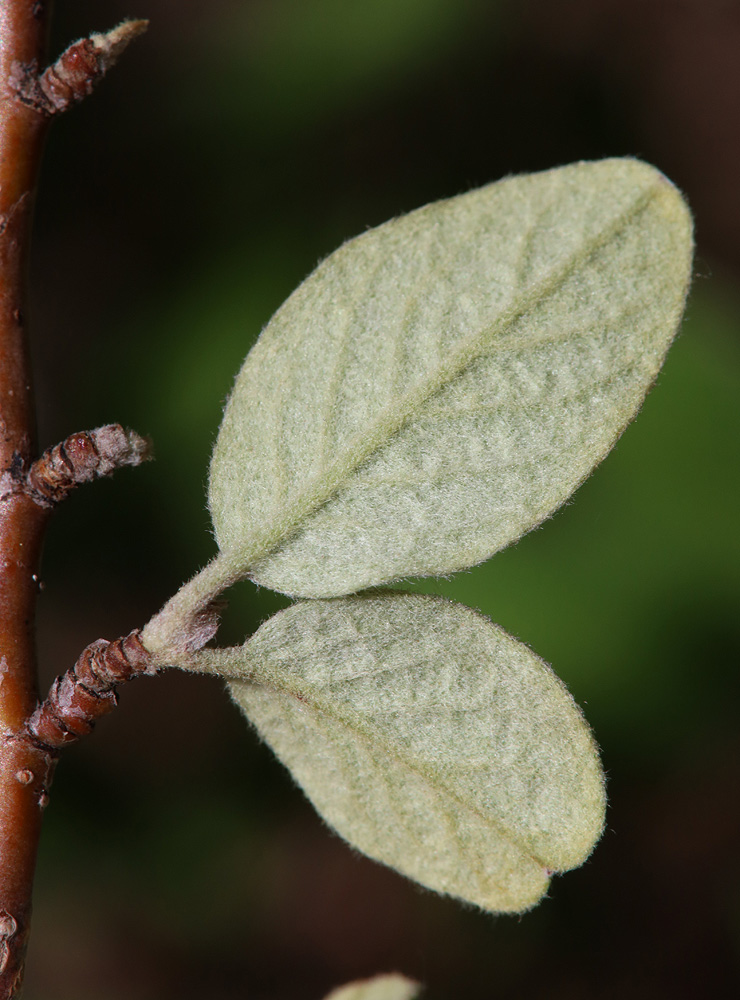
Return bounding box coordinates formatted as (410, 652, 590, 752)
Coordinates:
(323, 973, 421, 1000)
(199, 593, 606, 913)
(209, 158, 693, 597)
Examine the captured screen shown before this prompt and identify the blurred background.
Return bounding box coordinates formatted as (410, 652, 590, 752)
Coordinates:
(20, 0, 740, 997)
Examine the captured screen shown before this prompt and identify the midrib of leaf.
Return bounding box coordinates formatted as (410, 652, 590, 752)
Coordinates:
(224, 181, 661, 576)
(353, 363, 642, 489)
(213, 649, 552, 869)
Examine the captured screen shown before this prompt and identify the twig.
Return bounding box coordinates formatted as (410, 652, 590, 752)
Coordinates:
(0, 7, 148, 995)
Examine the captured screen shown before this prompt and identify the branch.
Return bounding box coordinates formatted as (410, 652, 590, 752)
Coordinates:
(0, 8, 148, 996)
(0, 4, 57, 992)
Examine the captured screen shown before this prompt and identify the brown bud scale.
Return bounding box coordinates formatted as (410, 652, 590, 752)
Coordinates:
(26, 631, 156, 754)
(8, 20, 149, 117)
(37, 40, 101, 112)
(26, 424, 151, 506)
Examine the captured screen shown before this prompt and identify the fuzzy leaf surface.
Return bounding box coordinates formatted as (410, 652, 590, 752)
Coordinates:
(323, 973, 421, 1000)
(197, 593, 605, 912)
(209, 158, 692, 597)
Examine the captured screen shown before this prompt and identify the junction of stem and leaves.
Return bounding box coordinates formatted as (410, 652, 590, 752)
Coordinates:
(0, 1, 694, 995)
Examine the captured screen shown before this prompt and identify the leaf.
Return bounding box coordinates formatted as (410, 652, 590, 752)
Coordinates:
(209, 158, 693, 598)
(197, 593, 605, 913)
(323, 973, 421, 1000)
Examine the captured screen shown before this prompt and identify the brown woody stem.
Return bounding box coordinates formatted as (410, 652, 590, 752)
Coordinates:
(0, 3, 55, 992)
(0, 6, 148, 996)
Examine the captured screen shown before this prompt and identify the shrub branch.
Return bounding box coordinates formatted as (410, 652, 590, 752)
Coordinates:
(0, 5, 148, 996)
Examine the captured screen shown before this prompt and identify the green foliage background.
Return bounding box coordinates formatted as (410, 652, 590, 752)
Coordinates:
(22, 1, 740, 998)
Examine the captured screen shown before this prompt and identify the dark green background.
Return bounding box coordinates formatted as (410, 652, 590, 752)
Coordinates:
(21, 1, 740, 997)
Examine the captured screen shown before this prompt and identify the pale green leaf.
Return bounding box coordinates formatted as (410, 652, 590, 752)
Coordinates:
(209, 158, 693, 598)
(196, 593, 605, 913)
(323, 972, 421, 1000)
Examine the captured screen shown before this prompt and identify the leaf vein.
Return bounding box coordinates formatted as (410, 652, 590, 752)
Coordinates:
(233, 182, 660, 572)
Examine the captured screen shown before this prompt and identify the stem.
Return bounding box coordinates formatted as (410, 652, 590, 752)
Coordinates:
(0, 8, 148, 994)
(141, 550, 244, 660)
(0, 2, 53, 992)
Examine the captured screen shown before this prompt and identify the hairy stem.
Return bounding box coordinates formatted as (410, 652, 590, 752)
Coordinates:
(141, 550, 242, 661)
